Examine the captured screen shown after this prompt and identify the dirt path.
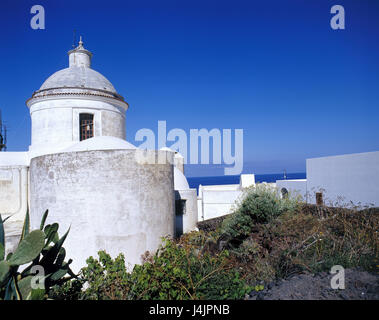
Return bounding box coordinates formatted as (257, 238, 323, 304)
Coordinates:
(248, 268, 379, 300)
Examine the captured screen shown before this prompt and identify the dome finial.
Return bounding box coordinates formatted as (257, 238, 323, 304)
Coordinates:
(78, 36, 84, 49)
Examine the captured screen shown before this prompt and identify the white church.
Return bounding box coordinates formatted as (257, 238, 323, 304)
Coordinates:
(0, 39, 202, 271)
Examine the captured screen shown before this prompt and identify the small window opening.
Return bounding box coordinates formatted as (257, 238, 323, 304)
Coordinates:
(79, 113, 94, 141)
(316, 192, 324, 206)
(281, 188, 289, 199)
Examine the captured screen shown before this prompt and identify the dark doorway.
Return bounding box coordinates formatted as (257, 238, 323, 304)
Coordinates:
(175, 197, 186, 238)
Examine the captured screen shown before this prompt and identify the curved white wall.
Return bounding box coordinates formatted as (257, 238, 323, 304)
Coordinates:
(29, 98, 125, 156)
(29, 149, 175, 272)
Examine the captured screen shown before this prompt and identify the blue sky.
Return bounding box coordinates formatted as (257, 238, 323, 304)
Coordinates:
(0, 0, 378, 176)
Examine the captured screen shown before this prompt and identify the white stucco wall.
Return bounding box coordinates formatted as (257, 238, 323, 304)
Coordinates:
(0, 154, 29, 256)
(0, 152, 29, 166)
(196, 174, 256, 221)
(275, 179, 307, 201)
(306, 151, 379, 207)
(240, 174, 255, 188)
(29, 98, 125, 157)
(175, 189, 198, 236)
(29, 149, 175, 272)
(0, 166, 28, 218)
(0, 153, 30, 225)
(198, 185, 242, 221)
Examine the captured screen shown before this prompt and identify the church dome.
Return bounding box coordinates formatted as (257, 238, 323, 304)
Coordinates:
(40, 37, 117, 93)
(27, 37, 128, 109)
(40, 67, 117, 93)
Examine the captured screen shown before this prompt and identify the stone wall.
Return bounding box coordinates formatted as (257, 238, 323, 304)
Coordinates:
(30, 149, 175, 271)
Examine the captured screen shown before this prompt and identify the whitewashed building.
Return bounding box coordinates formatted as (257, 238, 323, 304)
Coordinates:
(197, 174, 256, 221)
(276, 151, 379, 207)
(0, 39, 198, 271)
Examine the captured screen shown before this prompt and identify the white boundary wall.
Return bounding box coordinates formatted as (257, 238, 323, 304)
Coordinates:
(306, 151, 379, 207)
(197, 174, 255, 221)
(276, 179, 307, 200)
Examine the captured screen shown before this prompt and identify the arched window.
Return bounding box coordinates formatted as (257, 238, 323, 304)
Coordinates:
(79, 113, 94, 141)
(281, 187, 289, 199)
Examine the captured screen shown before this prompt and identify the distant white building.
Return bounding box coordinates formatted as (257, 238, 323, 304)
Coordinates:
(276, 151, 379, 207)
(198, 151, 379, 221)
(197, 174, 256, 221)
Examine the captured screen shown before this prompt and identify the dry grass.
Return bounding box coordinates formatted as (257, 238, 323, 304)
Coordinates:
(232, 204, 378, 282)
(196, 203, 379, 284)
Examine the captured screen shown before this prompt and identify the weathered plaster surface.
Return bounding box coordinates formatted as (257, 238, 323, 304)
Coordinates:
(30, 149, 175, 271)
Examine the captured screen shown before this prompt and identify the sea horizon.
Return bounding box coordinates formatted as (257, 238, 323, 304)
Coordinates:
(187, 172, 306, 191)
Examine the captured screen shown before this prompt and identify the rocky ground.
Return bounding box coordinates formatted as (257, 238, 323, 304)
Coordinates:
(248, 268, 379, 300)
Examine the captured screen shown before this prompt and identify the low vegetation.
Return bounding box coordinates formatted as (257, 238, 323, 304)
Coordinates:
(4, 184, 378, 300)
(50, 239, 251, 300)
(220, 184, 300, 245)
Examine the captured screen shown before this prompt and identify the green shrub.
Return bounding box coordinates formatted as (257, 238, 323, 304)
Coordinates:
(49, 278, 83, 300)
(55, 238, 251, 300)
(78, 251, 134, 300)
(221, 184, 299, 241)
(131, 239, 250, 300)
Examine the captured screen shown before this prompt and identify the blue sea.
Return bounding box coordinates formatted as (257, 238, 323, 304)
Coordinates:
(187, 172, 306, 192)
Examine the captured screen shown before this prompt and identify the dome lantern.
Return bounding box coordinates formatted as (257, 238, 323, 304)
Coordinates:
(68, 36, 93, 68)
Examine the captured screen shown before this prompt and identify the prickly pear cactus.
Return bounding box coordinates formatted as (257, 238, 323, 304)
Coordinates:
(0, 209, 76, 300)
